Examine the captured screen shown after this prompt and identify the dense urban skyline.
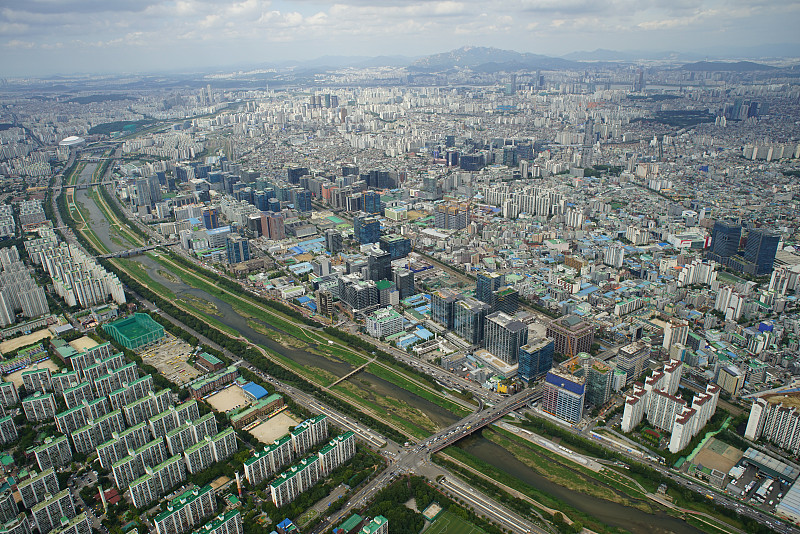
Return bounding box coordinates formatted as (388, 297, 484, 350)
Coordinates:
(2, 0, 800, 76)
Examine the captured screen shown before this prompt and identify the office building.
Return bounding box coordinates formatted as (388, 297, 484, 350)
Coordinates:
(201, 208, 219, 230)
(316, 290, 335, 318)
(154, 485, 217, 534)
(484, 312, 528, 364)
(366, 308, 403, 339)
(710, 221, 741, 259)
(392, 268, 415, 299)
(716, 365, 745, 396)
(475, 272, 505, 304)
(353, 215, 380, 245)
(31, 489, 75, 534)
(294, 190, 312, 213)
(490, 286, 519, 315)
(286, 165, 308, 185)
(366, 250, 392, 282)
(586, 360, 614, 407)
(546, 315, 594, 358)
(18, 468, 59, 510)
(743, 229, 780, 275)
(226, 235, 250, 264)
(337, 275, 378, 313)
(542, 368, 585, 424)
(453, 297, 490, 345)
(615, 341, 650, 386)
(263, 212, 285, 240)
(324, 229, 343, 254)
(431, 289, 460, 330)
(362, 191, 381, 214)
(378, 234, 411, 260)
(193, 510, 242, 534)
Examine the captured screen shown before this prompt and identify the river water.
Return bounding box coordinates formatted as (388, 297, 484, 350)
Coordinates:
(74, 165, 702, 534)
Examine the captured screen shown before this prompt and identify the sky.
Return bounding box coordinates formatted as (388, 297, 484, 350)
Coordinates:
(1, 0, 799, 76)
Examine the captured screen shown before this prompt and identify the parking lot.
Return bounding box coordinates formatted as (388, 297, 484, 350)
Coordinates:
(727, 463, 790, 511)
(139, 334, 201, 385)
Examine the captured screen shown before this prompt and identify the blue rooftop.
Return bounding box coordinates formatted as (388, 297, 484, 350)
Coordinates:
(241, 382, 269, 400)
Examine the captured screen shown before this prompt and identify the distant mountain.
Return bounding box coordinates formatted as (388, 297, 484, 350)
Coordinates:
(413, 46, 579, 71)
(681, 61, 778, 72)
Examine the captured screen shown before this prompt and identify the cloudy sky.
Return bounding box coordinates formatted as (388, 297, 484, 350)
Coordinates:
(1, 0, 798, 76)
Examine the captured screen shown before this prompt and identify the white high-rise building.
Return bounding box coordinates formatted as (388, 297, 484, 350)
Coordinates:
(662, 318, 689, 349)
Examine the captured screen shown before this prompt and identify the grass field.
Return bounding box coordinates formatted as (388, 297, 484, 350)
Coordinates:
(426, 511, 487, 534)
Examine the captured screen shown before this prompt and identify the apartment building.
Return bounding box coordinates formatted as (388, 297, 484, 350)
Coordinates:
(153, 485, 216, 534)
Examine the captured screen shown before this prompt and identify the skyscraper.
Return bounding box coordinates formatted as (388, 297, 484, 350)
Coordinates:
(392, 268, 415, 300)
(710, 220, 741, 259)
(518, 338, 554, 382)
(366, 250, 392, 282)
(484, 312, 529, 365)
(353, 215, 380, 245)
(294, 190, 312, 213)
(263, 212, 285, 240)
(542, 368, 585, 424)
(362, 191, 382, 214)
(226, 236, 249, 264)
(476, 272, 505, 304)
(431, 289, 460, 329)
(743, 229, 780, 275)
(453, 297, 490, 345)
(202, 208, 219, 230)
(545, 315, 594, 358)
(324, 229, 342, 254)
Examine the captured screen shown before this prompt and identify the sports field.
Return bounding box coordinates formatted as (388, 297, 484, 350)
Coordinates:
(426, 511, 487, 534)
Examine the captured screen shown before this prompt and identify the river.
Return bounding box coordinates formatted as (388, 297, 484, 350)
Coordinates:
(74, 164, 703, 534)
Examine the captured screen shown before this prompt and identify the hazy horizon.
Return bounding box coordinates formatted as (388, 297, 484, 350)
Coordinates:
(2, 0, 800, 77)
